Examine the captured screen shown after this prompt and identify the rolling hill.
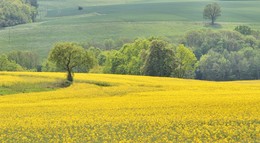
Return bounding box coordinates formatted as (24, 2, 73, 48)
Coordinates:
(0, 0, 260, 58)
(0, 72, 259, 142)
(0, 1, 259, 142)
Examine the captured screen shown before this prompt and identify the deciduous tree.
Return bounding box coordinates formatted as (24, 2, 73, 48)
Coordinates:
(173, 45, 197, 78)
(0, 54, 23, 71)
(203, 3, 221, 25)
(48, 42, 93, 82)
(143, 40, 174, 77)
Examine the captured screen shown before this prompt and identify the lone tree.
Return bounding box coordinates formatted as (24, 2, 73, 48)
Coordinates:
(78, 6, 83, 10)
(203, 3, 221, 25)
(48, 42, 93, 82)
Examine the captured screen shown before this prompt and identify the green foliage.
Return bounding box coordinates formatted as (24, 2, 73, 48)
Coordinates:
(85, 46, 101, 66)
(48, 42, 94, 82)
(104, 38, 198, 79)
(109, 51, 127, 74)
(25, 0, 38, 8)
(235, 25, 252, 35)
(172, 44, 197, 78)
(74, 51, 95, 73)
(41, 60, 59, 72)
(2, 0, 260, 56)
(104, 38, 150, 75)
(199, 51, 230, 81)
(198, 47, 260, 81)
(182, 30, 247, 59)
(0, 0, 260, 81)
(143, 40, 174, 77)
(0, 51, 40, 71)
(0, 0, 37, 27)
(183, 29, 260, 80)
(7, 51, 39, 70)
(244, 36, 257, 48)
(24, 0, 38, 22)
(203, 3, 221, 25)
(98, 53, 107, 66)
(120, 38, 150, 75)
(0, 54, 23, 71)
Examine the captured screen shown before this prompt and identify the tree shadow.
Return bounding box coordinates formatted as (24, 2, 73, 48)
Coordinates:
(204, 23, 222, 29)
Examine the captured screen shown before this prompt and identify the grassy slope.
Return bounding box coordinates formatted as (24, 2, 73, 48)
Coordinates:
(0, 72, 259, 142)
(0, 0, 260, 58)
(0, 73, 66, 95)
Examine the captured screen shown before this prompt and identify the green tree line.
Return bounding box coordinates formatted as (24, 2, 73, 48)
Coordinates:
(102, 38, 197, 79)
(0, 26, 259, 81)
(0, 51, 39, 71)
(182, 27, 260, 80)
(0, 0, 38, 27)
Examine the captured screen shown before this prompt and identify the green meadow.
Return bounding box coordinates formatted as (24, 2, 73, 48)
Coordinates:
(1, 0, 260, 58)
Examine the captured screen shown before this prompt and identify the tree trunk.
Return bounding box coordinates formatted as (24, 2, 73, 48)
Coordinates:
(211, 17, 214, 25)
(67, 70, 73, 82)
(257, 64, 259, 80)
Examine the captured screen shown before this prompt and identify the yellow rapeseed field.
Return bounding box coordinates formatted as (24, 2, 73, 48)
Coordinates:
(0, 72, 259, 142)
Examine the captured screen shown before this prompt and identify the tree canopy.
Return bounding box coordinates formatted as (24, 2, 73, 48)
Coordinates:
(173, 45, 197, 78)
(143, 40, 174, 77)
(0, 0, 38, 27)
(103, 38, 197, 78)
(182, 29, 260, 80)
(48, 42, 94, 82)
(235, 25, 252, 35)
(7, 51, 39, 70)
(203, 3, 221, 25)
(0, 54, 23, 71)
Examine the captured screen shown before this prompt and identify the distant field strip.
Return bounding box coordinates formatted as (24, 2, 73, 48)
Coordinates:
(0, 72, 259, 142)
